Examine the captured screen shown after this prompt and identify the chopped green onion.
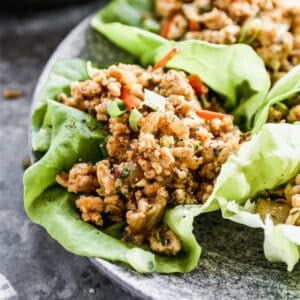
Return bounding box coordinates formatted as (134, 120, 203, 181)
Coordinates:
(142, 18, 161, 33)
(119, 168, 130, 179)
(199, 5, 212, 13)
(161, 135, 175, 147)
(194, 143, 202, 152)
(129, 109, 143, 132)
(106, 99, 127, 118)
(96, 188, 105, 197)
(144, 89, 166, 112)
(213, 147, 221, 157)
(238, 18, 261, 44)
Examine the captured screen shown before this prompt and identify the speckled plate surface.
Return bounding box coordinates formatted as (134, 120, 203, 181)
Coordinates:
(32, 15, 300, 300)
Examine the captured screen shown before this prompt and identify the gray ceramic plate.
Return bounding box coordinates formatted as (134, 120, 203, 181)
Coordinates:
(32, 14, 300, 300)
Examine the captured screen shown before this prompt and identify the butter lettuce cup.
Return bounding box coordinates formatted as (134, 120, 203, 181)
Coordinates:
(24, 24, 275, 273)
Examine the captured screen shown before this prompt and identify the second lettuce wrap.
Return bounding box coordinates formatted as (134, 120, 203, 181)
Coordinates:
(203, 123, 300, 271)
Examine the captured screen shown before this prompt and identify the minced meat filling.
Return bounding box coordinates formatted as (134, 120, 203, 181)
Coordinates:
(268, 94, 300, 123)
(56, 63, 242, 255)
(154, 0, 300, 81)
(255, 173, 300, 226)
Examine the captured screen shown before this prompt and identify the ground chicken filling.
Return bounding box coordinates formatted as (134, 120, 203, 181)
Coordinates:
(56, 62, 242, 255)
(268, 94, 300, 123)
(153, 0, 300, 81)
(256, 173, 300, 226)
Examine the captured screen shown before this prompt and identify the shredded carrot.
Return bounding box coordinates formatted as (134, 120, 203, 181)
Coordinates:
(153, 48, 179, 70)
(189, 20, 199, 31)
(196, 109, 232, 120)
(188, 74, 209, 95)
(160, 15, 175, 38)
(121, 86, 141, 111)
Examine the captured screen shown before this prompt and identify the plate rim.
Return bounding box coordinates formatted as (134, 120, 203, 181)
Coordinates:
(28, 10, 300, 300)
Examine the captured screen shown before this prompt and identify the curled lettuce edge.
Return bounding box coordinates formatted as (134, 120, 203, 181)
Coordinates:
(32, 59, 90, 152)
(253, 65, 300, 133)
(202, 123, 300, 271)
(93, 0, 154, 27)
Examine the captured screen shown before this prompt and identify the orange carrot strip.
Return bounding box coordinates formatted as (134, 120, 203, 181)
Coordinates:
(160, 16, 175, 38)
(188, 74, 209, 95)
(196, 109, 232, 120)
(153, 48, 179, 70)
(189, 20, 199, 31)
(121, 86, 141, 111)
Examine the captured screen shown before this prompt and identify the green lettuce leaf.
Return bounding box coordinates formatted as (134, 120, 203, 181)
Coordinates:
(202, 123, 300, 271)
(91, 21, 270, 130)
(25, 58, 202, 273)
(32, 59, 89, 152)
(90, 21, 166, 61)
(24, 99, 201, 273)
(253, 66, 300, 132)
(94, 0, 154, 27)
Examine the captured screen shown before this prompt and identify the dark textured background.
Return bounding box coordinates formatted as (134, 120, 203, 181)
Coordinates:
(0, 2, 135, 299)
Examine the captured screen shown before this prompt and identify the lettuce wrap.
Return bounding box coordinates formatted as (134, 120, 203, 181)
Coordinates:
(201, 123, 300, 271)
(91, 19, 270, 131)
(253, 65, 300, 132)
(24, 21, 275, 273)
(93, 0, 300, 84)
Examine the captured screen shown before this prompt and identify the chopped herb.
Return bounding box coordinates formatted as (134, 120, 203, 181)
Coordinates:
(119, 168, 130, 179)
(194, 143, 202, 152)
(199, 5, 212, 13)
(213, 147, 221, 157)
(96, 188, 105, 196)
(156, 230, 167, 245)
